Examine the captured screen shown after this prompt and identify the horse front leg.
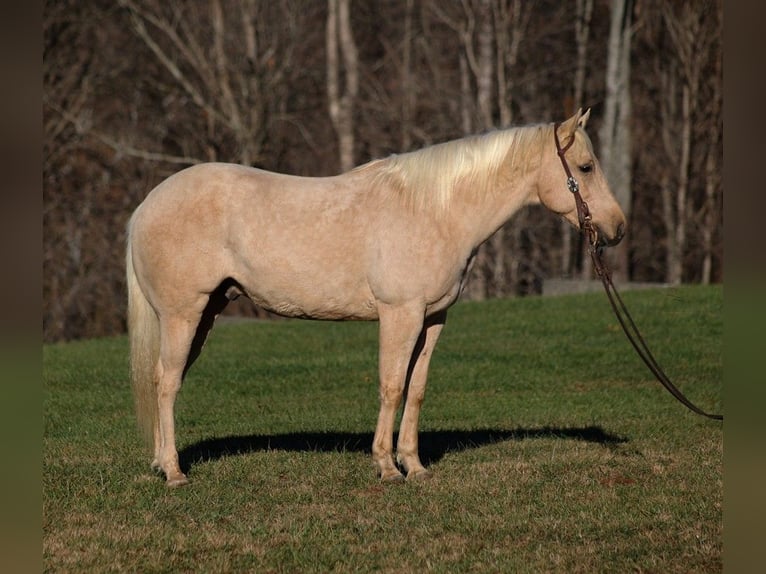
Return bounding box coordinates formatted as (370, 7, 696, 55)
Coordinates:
(397, 310, 447, 480)
(373, 302, 425, 482)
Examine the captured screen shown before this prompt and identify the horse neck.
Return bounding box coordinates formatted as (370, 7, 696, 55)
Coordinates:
(450, 125, 546, 247)
(448, 166, 538, 248)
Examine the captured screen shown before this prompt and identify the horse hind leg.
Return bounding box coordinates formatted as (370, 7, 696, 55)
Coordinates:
(150, 281, 237, 486)
(154, 284, 235, 486)
(154, 305, 210, 486)
(184, 281, 235, 376)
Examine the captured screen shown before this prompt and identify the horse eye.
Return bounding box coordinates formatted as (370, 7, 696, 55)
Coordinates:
(579, 163, 594, 174)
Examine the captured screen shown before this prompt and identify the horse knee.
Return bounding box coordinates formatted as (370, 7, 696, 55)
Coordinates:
(379, 379, 405, 406)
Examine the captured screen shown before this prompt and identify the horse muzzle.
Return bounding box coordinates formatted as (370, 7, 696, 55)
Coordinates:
(598, 221, 625, 247)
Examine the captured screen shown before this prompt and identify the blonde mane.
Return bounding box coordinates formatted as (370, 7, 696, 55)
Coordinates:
(361, 123, 548, 212)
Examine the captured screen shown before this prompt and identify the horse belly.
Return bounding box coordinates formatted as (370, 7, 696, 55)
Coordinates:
(234, 257, 378, 321)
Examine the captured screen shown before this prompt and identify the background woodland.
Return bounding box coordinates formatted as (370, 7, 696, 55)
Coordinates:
(43, 0, 723, 342)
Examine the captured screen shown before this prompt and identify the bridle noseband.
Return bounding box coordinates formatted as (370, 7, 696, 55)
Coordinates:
(552, 122, 722, 421)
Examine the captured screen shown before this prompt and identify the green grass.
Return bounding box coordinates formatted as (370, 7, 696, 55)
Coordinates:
(44, 285, 722, 572)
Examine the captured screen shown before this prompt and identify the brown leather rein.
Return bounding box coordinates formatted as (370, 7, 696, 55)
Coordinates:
(553, 123, 722, 421)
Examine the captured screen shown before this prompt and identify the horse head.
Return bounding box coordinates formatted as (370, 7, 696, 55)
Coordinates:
(536, 109, 626, 247)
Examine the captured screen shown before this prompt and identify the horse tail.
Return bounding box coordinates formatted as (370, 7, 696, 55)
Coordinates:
(126, 217, 159, 448)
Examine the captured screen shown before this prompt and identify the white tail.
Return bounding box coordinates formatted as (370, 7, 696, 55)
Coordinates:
(126, 221, 160, 448)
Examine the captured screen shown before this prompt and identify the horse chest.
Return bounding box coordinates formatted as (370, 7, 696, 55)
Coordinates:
(425, 249, 478, 315)
(459, 250, 478, 293)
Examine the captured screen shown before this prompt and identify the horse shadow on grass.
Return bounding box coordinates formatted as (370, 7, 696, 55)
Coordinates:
(178, 425, 628, 475)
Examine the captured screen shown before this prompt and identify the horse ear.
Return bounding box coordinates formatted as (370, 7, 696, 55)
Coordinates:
(558, 108, 583, 142)
(578, 108, 591, 129)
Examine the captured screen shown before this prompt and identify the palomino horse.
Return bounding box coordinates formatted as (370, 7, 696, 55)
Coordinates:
(127, 109, 626, 486)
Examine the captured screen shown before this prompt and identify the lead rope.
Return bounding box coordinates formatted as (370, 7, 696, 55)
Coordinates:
(553, 123, 723, 421)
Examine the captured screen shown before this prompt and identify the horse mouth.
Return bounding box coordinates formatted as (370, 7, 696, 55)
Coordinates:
(597, 222, 625, 247)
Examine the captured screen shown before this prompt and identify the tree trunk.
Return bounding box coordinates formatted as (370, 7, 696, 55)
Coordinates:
(661, 1, 709, 284)
(473, 0, 506, 295)
(401, 0, 415, 151)
(701, 13, 722, 284)
(476, 0, 494, 131)
(701, 131, 719, 284)
(326, 0, 358, 173)
(459, 52, 473, 137)
(573, 0, 593, 111)
(595, 0, 632, 282)
(668, 83, 691, 284)
(562, 0, 593, 277)
(494, 0, 510, 127)
(659, 63, 678, 283)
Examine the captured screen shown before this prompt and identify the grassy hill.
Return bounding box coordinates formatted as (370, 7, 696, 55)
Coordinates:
(43, 285, 722, 572)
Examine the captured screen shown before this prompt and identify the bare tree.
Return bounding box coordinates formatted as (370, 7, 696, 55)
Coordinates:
(44, 0, 141, 341)
(492, 0, 533, 292)
(327, 0, 359, 172)
(493, 0, 528, 127)
(115, 0, 310, 168)
(43, 0, 724, 342)
(572, 0, 594, 112)
(595, 0, 632, 282)
(561, 0, 593, 277)
(475, 0, 503, 296)
(700, 1, 722, 284)
(475, 0, 495, 131)
(459, 51, 473, 135)
(401, 0, 416, 151)
(432, 0, 494, 298)
(660, 0, 717, 284)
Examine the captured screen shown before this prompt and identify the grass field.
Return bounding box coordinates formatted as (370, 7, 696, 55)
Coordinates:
(43, 285, 722, 572)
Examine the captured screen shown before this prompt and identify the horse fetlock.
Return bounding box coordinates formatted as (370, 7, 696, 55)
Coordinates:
(373, 454, 404, 482)
(397, 452, 429, 480)
(380, 469, 405, 483)
(406, 467, 432, 481)
(153, 450, 187, 485)
(165, 472, 189, 488)
(162, 461, 187, 486)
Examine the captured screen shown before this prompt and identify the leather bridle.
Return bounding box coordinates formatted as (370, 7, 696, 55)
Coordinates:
(553, 122, 722, 421)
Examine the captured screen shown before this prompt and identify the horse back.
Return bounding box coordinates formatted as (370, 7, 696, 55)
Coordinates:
(130, 163, 383, 319)
(130, 162, 473, 320)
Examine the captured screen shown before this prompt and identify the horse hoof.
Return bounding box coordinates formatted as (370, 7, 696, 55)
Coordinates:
(380, 471, 405, 483)
(406, 468, 432, 481)
(166, 474, 189, 488)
